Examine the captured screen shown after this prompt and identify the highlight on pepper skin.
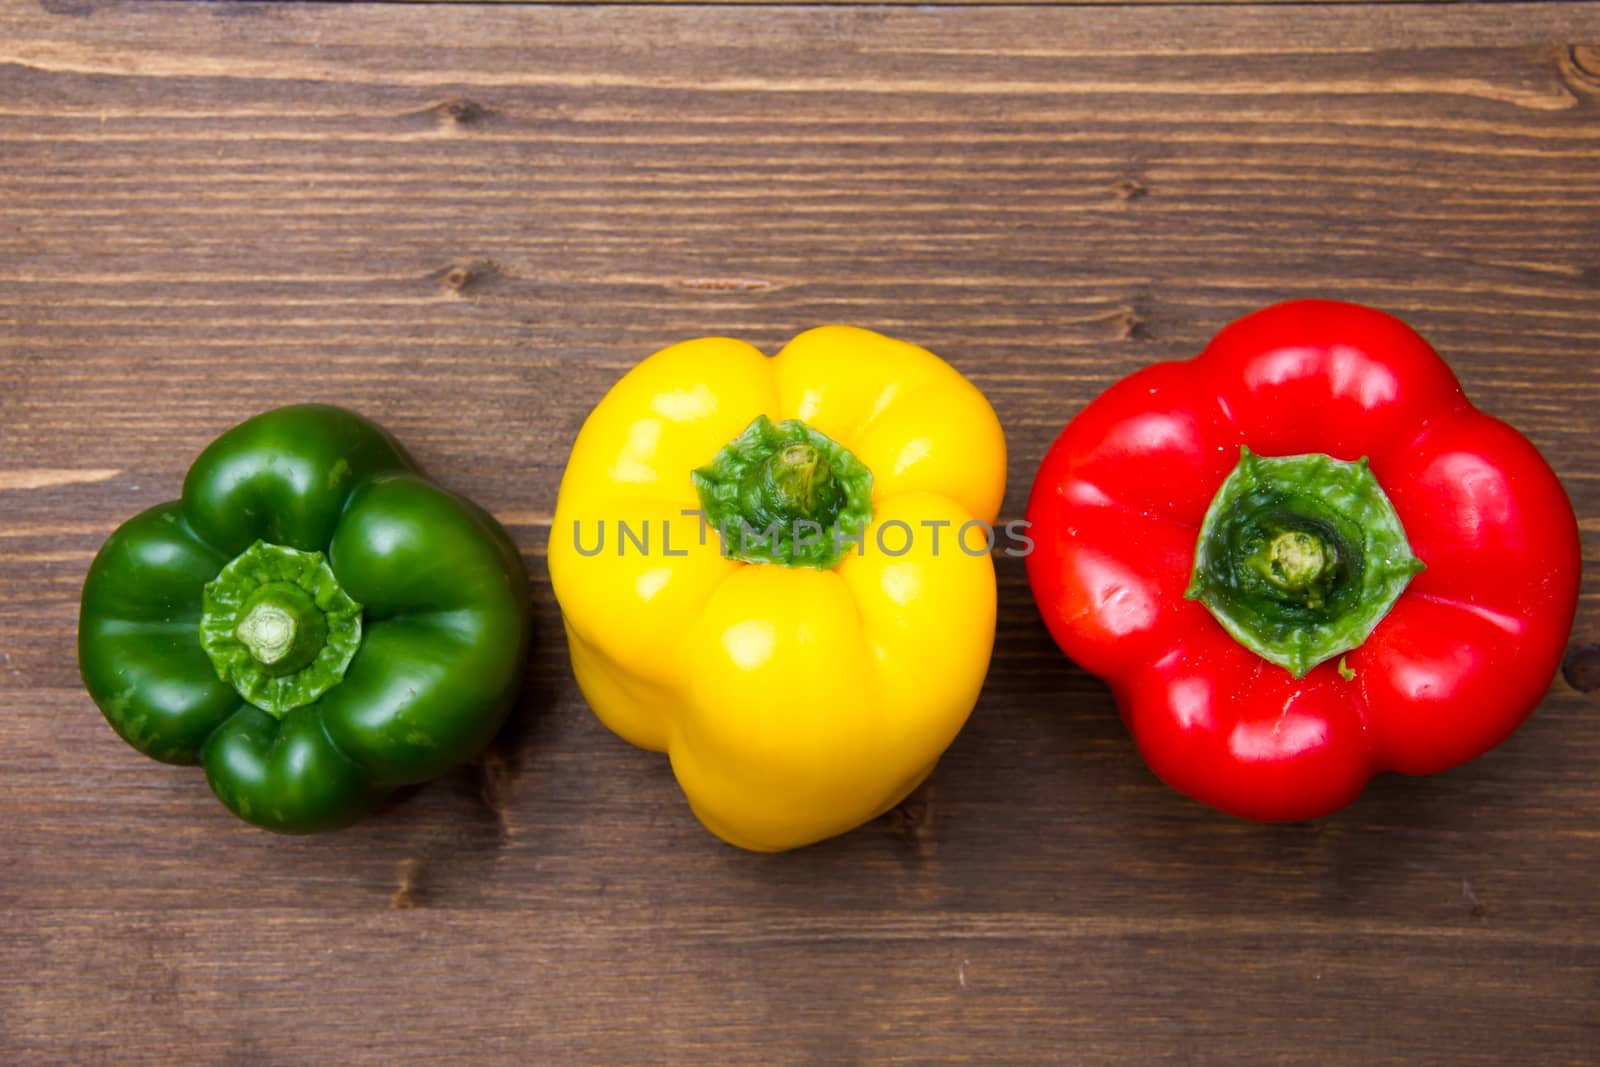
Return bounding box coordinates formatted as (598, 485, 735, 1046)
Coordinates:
(548, 326, 1008, 852)
(1024, 299, 1582, 822)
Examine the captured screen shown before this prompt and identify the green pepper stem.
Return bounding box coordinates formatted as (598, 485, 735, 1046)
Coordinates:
(237, 602, 295, 663)
(200, 541, 363, 716)
(234, 583, 327, 675)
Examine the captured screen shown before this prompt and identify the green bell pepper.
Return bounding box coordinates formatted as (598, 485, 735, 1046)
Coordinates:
(78, 405, 532, 833)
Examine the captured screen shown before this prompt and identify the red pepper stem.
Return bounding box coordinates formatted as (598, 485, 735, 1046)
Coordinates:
(1186, 448, 1423, 677)
(1264, 529, 1335, 593)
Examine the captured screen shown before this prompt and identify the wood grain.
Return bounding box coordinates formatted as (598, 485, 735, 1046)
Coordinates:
(2, 2, 1598, 1064)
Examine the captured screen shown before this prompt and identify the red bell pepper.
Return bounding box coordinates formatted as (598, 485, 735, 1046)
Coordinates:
(1026, 299, 1582, 820)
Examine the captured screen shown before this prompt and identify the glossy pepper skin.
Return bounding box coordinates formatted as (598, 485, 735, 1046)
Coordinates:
(78, 405, 531, 833)
(549, 326, 1006, 851)
(1026, 300, 1581, 821)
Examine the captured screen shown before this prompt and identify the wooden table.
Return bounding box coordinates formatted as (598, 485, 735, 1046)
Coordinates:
(3, 2, 1597, 1063)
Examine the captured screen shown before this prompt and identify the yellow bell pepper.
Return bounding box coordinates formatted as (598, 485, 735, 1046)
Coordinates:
(549, 326, 1006, 851)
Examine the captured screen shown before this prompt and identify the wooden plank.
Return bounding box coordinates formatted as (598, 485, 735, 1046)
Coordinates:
(6, 2, 1600, 64)
(4, 911, 1596, 1064)
(316, 0, 1579, 6)
(2, 2, 1598, 1064)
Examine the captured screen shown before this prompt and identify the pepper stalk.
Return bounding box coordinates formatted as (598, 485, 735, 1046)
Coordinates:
(198, 540, 363, 715)
(692, 415, 874, 569)
(1186, 447, 1424, 677)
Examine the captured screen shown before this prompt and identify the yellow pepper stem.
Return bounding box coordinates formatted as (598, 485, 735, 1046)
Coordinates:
(691, 415, 874, 569)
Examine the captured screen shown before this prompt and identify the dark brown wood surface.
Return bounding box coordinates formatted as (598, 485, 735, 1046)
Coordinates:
(3, 2, 1599, 1063)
